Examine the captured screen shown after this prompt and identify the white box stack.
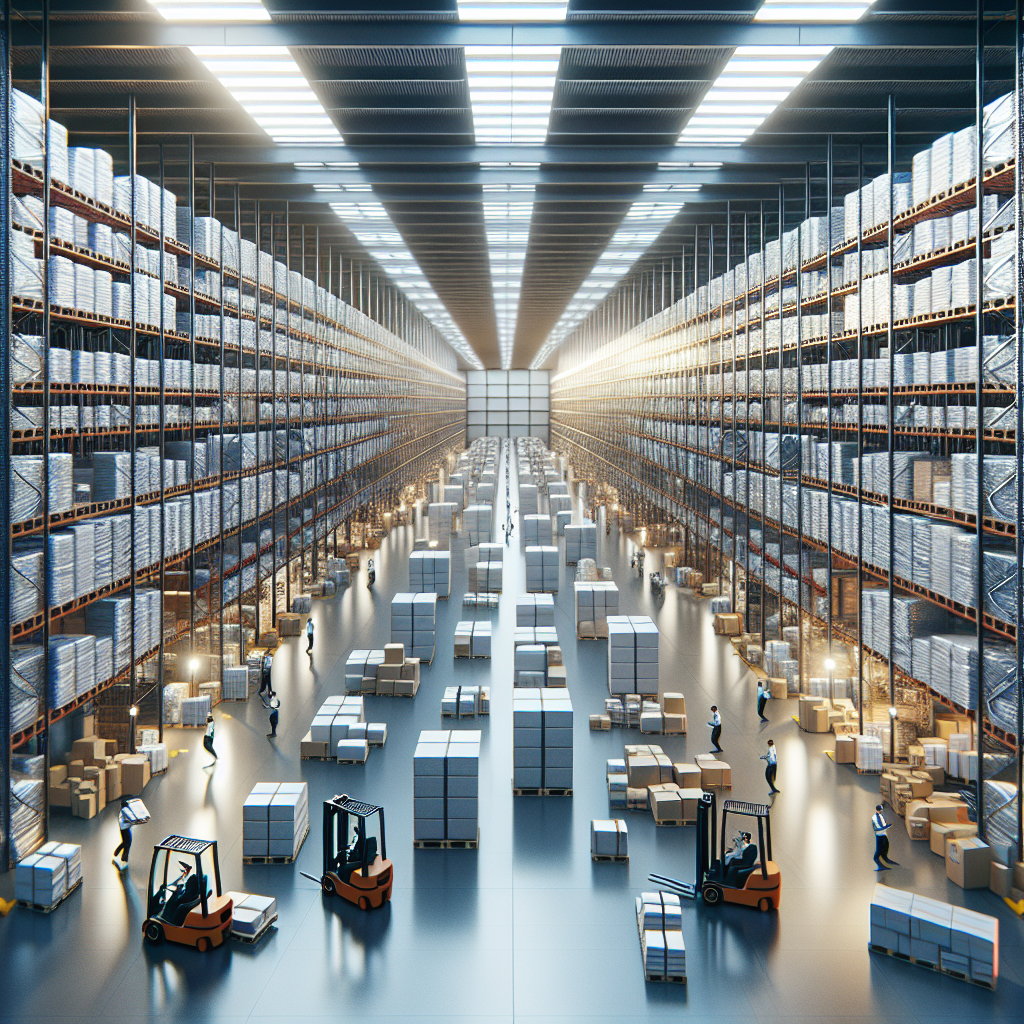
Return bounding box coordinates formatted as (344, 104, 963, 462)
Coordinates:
(409, 550, 450, 597)
(523, 513, 553, 545)
(637, 892, 686, 981)
(309, 694, 365, 741)
(512, 687, 573, 792)
(225, 892, 278, 940)
(514, 643, 547, 686)
(516, 593, 556, 627)
(428, 501, 457, 543)
(441, 685, 490, 717)
(443, 484, 464, 511)
(519, 484, 539, 515)
(555, 509, 573, 536)
(607, 615, 659, 696)
(564, 522, 597, 564)
(222, 664, 249, 700)
(574, 581, 620, 638)
(869, 884, 998, 987)
(413, 729, 480, 845)
(16, 854, 68, 908)
(464, 505, 492, 545)
(412, 592, 437, 663)
(591, 818, 628, 858)
(454, 620, 492, 658)
(469, 561, 503, 593)
(391, 594, 415, 649)
(550, 493, 572, 519)
(525, 545, 559, 592)
(242, 782, 309, 860)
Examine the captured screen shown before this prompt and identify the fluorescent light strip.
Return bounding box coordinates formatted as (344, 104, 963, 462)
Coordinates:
(483, 201, 534, 369)
(147, 0, 270, 18)
(329, 201, 482, 369)
(464, 45, 561, 144)
(755, 0, 875, 20)
(457, 1, 567, 20)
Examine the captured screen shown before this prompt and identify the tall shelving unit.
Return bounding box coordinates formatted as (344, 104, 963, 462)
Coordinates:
(3, 86, 466, 867)
(550, 92, 1023, 854)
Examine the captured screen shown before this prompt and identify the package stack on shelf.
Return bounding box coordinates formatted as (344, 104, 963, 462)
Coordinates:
(637, 892, 686, 982)
(408, 551, 451, 598)
(516, 593, 555, 627)
(441, 685, 490, 718)
(607, 616, 659, 696)
(523, 513, 554, 545)
(413, 730, 480, 846)
(575, 581, 620, 639)
(241, 782, 309, 861)
(512, 687, 573, 793)
(868, 884, 998, 988)
(454, 621, 492, 658)
(564, 521, 597, 565)
(525, 546, 560, 592)
(464, 505, 493, 545)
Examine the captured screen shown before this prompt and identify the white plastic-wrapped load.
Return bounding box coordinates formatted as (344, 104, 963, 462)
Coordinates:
(12, 231, 43, 299)
(10, 645, 44, 736)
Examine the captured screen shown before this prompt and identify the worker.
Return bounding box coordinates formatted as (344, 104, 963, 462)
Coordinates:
(872, 805, 896, 870)
(761, 739, 780, 794)
(757, 680, 771, 722)
(306, 617, 315, 652)
(708, 705, 723, 753)
(724, 831, 752, 867)
(637, 549, 645, 573)
(367, 558, 376, 588)
(258, 653, 273, 702)
(266, 692, 280, 739)
(203, 713, 218, 767)
(112, 796, 136, 871)
(631, 552, 637, 572)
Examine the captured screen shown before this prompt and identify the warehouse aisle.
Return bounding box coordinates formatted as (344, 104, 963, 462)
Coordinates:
(1, 452, 1022, 1023)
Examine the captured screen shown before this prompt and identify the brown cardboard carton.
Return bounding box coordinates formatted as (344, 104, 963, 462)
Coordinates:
(400, 658, 420, 680)
(930, 821, 977, 857)
(650, 789, 684, 823)
(654, 752, 674, 782)
(376, 664, 401, 681)
(673, 763, 703, 788)
(626, 787, 648, 810)
(1013, 860, 1024, 890)
(546, 645, 563, 667)
(577, 621, 596, 639)
(120, 757, 150, 796)
(946, 837, 994, 889)
(662, 693, 686, 715)
(834, 735, 856, 764)
(48, 783, 71, 808)
(546, 665, 567, 687)
(662, 713, 686, 735)
(394, 678, 420, 697)
(49, 765, 67, 786)
(300, 731, 330, 758)
(105, 763, 122, 800)
(770, 677, 788, 700)
(72, 791, 97, 819)
(74, 712, 97, 739)
(383, 643, 405, 665)
(678, 787, 704, 822)
(375, 678, 395, 696)
(71, 737, 105, 761)
(990, 861, 1012, 897)
(626, 755, 661, 789)
(67, 759, 85, 780)
(918, 764, 945, 785)
(713, 613, 743, 636)
(589, 714, 611, 731)
(913, 459, 951, 503)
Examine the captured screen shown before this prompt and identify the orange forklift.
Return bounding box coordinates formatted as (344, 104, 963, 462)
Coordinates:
(651, 793, 781, 911)
(302, 794, 393, 910)
(143, 836, 233, 949)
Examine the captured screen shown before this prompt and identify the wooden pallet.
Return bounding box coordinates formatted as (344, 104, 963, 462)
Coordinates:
(591, 853, 629, 862)
(336, 757, 369, 765)
(300, 751, 335, 761)
(654, 819, 695, 827)
(644, 970, 687, 985)
(231, 913, 278, 945)
(242, 824, 309, 865)
(17, 876, 82, 914)
(512, 787, 573, 797)
(868, 943, 995, 990)
(413, 829, 479, 850)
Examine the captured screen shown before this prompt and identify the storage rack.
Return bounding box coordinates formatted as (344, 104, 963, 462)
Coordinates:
(2, 91, 466, 866)
(551, 89, 1023, 854)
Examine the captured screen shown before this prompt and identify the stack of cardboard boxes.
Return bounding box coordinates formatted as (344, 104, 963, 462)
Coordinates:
(344, 645, 421, 698)
(15, 841, 82, 908)
(525, 546, 559, 592)
(512, 688, 573, 792)
(427, 501, 457, 544)
(574, 581, 619, 639)
(390, 592, 436, 664)
(869, 884, 998, 987)
(622, 743, 672, 807)
(413, 730, 480, 845)
(408, 551, 450, 597)
(516, 593, 555, 627)
(512, 643, 565, 686)
(713, 612, 743, 636)
(637, 892, 686, 981)
(607, 615, 659, 696)
(638, 693, 687, 735)
(468, 560, 503, 593)
(454, 621, 492, 658)
(519, 483, 538, 515)
(242, 782, 309, 860)
(564, 522, 597, 564)
(590, 819, 628, 859)
(463, 505, 492, 545)
(441, 685, 490, 718)
(523, 513, 552, 545)
(694, 753, 732, 788)
(49, 733, 153, 818)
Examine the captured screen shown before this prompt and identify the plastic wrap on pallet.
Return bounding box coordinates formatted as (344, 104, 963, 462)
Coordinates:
(10, 754, 44, 863)
(10, 645, 44, 736)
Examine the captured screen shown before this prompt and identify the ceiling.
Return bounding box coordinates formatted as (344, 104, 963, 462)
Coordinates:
(10, 0, 1015, 369)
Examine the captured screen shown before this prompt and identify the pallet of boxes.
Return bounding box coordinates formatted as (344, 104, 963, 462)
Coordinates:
(454, 621, 492, 658)
(302, 695, 386, 763)
(575, 580, 619, 639)
(391, 592, 437, 664)
(623, 744, 704, 825)
(869, 884, 998, 988)
(607, 615, 659, 699)
(49, 733, 155, 819)
(441, 685, 490, 718)
(637, 891, 686, 983)
(15, 841, 83, 912)
(512, 688, 573, 794)
(591, 819, 628, 862)
(242, 782, 310, 864)
(413, 730, 480, 848)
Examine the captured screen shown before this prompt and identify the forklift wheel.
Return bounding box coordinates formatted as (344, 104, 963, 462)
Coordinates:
(701, 883, 723, 906)
(144, 921, 165, 946)
(758, 897, 772, 912)
(322, 876, 335, 896)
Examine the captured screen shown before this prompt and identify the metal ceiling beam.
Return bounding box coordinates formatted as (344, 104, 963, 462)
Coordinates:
(11, 18, 1015, 49)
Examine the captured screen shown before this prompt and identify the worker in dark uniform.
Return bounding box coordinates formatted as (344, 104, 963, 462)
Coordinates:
(872, 805, 896, 870)
(761, 739, 779, 794)
(266, 692, 280, 739)
(757, 680, 771, 722)
(708, 705, 723, 753)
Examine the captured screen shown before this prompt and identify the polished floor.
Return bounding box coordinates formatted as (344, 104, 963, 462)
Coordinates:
(2, 442, 1022, 1024)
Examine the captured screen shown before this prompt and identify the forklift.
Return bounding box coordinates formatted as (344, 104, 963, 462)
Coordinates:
(301, 794, 393, 910)
(143, 836, 233, 949)
(651, 792, 781, 912)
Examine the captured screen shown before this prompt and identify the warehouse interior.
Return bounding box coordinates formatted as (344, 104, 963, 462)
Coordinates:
(2, 0, 1024, 1020)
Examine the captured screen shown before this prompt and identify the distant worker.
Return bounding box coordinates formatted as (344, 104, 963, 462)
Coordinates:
(113, 796, 136, 871)
(306, 617, 314, 652)
(872, 805, 896, 871)
(631, 552, 637, 572)
(258, 653, 273, 701)
(757, 680, 771, 722)
(367, 559, 376, 588)
(203, 713, 218, 767)
(266, 692, 280, 739)
(761, 739, 780, 794)
(708, 705, 723, 753)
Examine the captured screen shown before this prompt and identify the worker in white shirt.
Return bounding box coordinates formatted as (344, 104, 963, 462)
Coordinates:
(203, 713, 218, 767)
(872, 805, 897, 870)
(708, 705, 723, 753)
(306, 617, 315, 653)
(113, 797, 136, 871)
(757, 681, 771, 722)
(760, 739, 779, 794)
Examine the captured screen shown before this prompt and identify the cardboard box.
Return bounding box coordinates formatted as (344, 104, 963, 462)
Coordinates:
(694, 757, 730, 788)
(662, 693, 686, 715)
(835, 735, 856, 764)
(400, 658, 420, 680)
(375, 678, 395, 696)
(769, 677, 787, 699)
(376, 664, 401, 681)
(71, 737, 105, 761)
(105, 763, 122, 800)
(120, 757, 150, 796)
(990, 861, 1012, 897)
(394, 678, 420, 697)
(1013, 861, 1024, 890)
(66, 760, 84, 780)
(713, 613, 743, 636)
(946, 837, 994, 889)
(48, 783, 71, 807)
(546, 646, 563, 667)
(590, 714, 611, 731)
(627, 755, 661, 789)
(383, 643, 405, 665)
(673, 763, 702, 788)
(300, 731, 330, 758)
(930, 821, 977, 857)
(49, 765, 67, 786)
(650, 789, 684, 823)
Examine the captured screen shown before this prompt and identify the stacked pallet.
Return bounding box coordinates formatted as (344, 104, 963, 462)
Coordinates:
(468, 561, 503, 593)
(523, 513, 553, 545)
(519, 484, 539, 515)
(607, 615, 659, 696)
(224, 892, 278, 941)
(637, 892, 686, 982)
(869, 884, 998, 987)
(464, 505, 492, 545)
(564, 522, 597, 564)
(221, 665, 250, 701)
(442, 483, 464, 511)
(15, 841, 82, 908)
(513, 643, 565, 686)
(413, 730, 480, 845)
(345, 645, 422, 696)
(391, 592, 437, 663)
(591, 819, 628, 860)
(428, 502, 457, 543)
(242, 782, 309, 861)
(525, 546, 559, 592)
(408, 551, 450, 598)
(516, 593, 555, 627)
(607, 758, 628, 807)
(574, 581, 619, 638)
(441, 685, 490, 718)
(454, 621, 492, 658)
(512, 687, 573, 793)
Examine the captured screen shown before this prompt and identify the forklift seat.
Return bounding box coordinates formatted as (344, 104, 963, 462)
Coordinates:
(724, 845, 758, 888)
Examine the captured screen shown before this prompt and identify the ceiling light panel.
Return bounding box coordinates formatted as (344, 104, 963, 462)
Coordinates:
(755, 0, 876, 20)
(147, 0, 270, 18)
(457, 1, 568, 20)
(483, 201, 534, 369)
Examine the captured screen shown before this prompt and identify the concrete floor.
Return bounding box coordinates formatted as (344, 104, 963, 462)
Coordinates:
(2, 439, 1022, 1024)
